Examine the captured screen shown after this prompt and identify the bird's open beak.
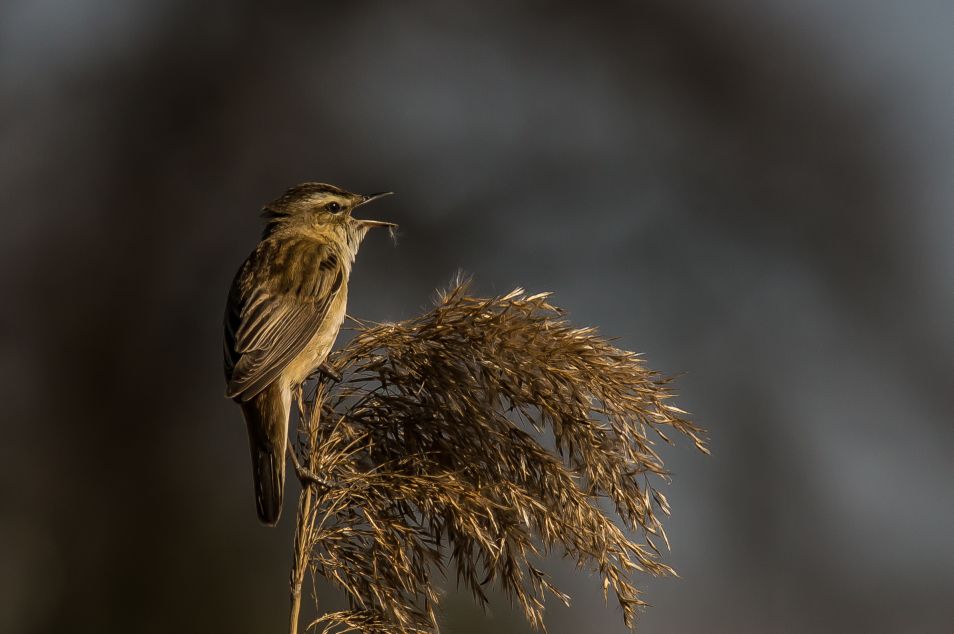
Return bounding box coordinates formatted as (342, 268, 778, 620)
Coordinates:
(358, 218, 398, 229)
(355, 192, 397, 229)
(357, 191, 393, 207)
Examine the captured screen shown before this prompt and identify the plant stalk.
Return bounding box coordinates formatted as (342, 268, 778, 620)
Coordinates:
(289, 483, 313, 634)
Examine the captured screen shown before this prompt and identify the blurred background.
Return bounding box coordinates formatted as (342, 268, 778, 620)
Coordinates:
(2, 1, 951, 632)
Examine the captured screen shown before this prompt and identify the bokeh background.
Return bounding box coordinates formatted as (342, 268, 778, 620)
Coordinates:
(2, 1, 951, 632)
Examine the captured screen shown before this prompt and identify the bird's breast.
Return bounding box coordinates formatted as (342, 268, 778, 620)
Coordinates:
(281, 284, 349, 387)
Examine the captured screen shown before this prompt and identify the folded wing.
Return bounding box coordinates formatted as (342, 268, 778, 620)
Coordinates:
(224, 238, 342, 401)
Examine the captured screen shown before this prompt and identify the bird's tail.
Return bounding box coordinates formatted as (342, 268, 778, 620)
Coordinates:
(240, 383, 291, 526)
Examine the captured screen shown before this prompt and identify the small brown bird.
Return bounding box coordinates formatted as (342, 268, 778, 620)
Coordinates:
(224, 183, 395, 525)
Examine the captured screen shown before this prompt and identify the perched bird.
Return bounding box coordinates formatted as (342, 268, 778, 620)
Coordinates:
(224, 183, 395, 525)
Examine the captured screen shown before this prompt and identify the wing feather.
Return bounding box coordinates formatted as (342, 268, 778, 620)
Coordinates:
(224, 238, 343, 401)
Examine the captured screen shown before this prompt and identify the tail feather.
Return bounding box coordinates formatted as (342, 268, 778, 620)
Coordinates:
(240, 383, 290, 526)
(252, 444, 284, 525)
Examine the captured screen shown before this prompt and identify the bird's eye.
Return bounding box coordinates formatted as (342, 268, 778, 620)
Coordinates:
(326, 201, 341, 213)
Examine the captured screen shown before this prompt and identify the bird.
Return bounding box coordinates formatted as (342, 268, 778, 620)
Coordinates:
(223, 182, 395, 525)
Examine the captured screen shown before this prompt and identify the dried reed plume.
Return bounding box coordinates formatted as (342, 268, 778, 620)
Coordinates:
(286, 281, 707, 634)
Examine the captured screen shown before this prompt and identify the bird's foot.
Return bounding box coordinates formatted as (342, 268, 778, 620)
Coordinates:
(287, 442, 332, 492)
(309, 362, 342, 384)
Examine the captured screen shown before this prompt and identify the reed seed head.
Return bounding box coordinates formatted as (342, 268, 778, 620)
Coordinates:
(290, 281, 707, 633)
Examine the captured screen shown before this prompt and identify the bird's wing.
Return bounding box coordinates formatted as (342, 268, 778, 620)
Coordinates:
(224, 238, 343, 401)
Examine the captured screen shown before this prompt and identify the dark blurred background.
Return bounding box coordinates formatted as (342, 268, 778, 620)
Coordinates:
(2, 1, 951, 632)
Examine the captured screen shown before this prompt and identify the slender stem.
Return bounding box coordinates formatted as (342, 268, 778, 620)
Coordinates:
(289, 483, 313, 634)
(289, 389, 320, 634)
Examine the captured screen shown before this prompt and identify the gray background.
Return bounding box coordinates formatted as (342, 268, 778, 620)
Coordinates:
(2, 1, 951, 632)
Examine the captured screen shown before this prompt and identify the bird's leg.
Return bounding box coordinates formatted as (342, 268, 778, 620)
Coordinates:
(308, 362, 342, 383)
(286, 441, 332, 492)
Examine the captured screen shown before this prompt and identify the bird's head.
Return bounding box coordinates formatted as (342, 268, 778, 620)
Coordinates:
(261, 182, 396, 240)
